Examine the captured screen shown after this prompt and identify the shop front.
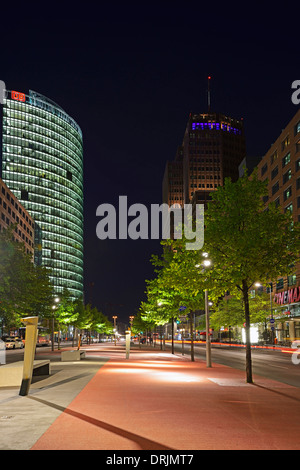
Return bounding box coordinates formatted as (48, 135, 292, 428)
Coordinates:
(273, 286, 300, 345)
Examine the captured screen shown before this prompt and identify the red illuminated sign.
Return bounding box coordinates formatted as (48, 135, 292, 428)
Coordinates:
(274, 287, 300, 305)
(11, 90, 25, 102)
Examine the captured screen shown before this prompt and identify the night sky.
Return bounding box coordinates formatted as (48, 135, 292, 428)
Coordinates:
(1, 3, 299, 323)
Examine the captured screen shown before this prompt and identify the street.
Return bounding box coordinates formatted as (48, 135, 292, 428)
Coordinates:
(3, 342, 73, 364)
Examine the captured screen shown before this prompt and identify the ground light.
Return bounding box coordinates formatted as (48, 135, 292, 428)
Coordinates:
(105, 361, 201, 383)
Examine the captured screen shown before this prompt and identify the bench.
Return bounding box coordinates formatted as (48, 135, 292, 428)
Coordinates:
(0, 360, 51, 387)
(61, 350, 86, 361)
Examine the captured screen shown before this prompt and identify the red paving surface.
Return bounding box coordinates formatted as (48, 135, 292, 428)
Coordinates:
(31, 344, 300, 450)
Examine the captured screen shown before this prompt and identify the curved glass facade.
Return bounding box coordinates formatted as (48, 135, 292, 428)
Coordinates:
(1, 90, 83, 299)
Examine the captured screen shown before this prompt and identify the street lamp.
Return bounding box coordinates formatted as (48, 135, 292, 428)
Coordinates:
(204, 287, 212, 368)
(196, 254, 212, 367)
(129, 315, 135, 340)
(51, 297, 60, 351)
(203, 259, 211, 268)
(112, 316, 118, 345)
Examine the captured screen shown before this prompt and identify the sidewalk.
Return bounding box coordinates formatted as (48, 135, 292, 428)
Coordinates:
(1, 342, 300, 450)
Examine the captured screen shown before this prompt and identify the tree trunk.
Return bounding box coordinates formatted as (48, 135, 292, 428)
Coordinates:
(190, 311, 194, 362)
(242, 280, 253, 384)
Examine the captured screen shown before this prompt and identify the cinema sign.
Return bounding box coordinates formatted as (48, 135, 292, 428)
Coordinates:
(274, 287, 300, 305)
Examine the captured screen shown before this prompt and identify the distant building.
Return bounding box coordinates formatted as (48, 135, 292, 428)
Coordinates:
(183, 112, 246, 203)
(162, 146, 184, 207)
(163, 112, 246, 208)
(238, 155, 262, 177)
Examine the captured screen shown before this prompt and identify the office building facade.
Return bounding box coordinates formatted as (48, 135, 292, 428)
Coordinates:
(163, 112, 246, 207)
(0, 177, 34, 256)
(257, 109, 300, 343)
(1, 89, 84, 299)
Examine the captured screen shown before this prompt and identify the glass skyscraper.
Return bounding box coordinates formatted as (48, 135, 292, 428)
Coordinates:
(1, 89, 84, 299)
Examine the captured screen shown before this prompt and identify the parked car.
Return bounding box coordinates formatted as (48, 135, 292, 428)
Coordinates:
(2, 336, 24, 349)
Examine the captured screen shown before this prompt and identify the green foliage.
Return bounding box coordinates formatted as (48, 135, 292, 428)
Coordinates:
(204, 170, 300, 295)
(0, 228, 53, 330)
(210, 291, 272, 329)
(140, 242, 207, 327)
(56, 292, 113, 334)
(132, 308, 156, 333)
(55, 289, 81, 327)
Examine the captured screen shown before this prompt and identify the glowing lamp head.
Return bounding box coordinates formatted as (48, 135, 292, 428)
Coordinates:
(203, 259, 211, 267)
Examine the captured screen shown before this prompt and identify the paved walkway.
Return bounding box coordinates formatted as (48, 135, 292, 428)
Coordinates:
(1, 343, 300, 450)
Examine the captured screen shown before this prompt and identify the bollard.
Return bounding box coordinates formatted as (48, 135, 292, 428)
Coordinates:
(0, 339, 5, 365)
(125, 330, 131, 359)
(19, 316, 38, 396)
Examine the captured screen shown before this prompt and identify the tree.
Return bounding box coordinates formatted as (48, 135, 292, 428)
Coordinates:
(0, 228, 53, 332)
(203, 171, 300, 383)
(142, 241, 206, 360)
(55, 289, 78, 327)
(73, 302, 112, 346)
(53, 289, 79, 347)
(210, 291, 272, 342)
(132, 308, 158, 336)
(135, 304, 158, 346)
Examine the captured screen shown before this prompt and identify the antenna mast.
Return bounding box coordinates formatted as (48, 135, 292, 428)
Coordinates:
(207, 75, 211, 112)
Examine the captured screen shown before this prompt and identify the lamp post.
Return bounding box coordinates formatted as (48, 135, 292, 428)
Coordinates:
(269, 283, 274, 344)
(205, 286, 212, 368)
(129, 315, 134, 344)
(157, 303, 163, 348)
(51, 297, 60, 351)
(197, 254, 212, 368)
(112, 315, 117, 345)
